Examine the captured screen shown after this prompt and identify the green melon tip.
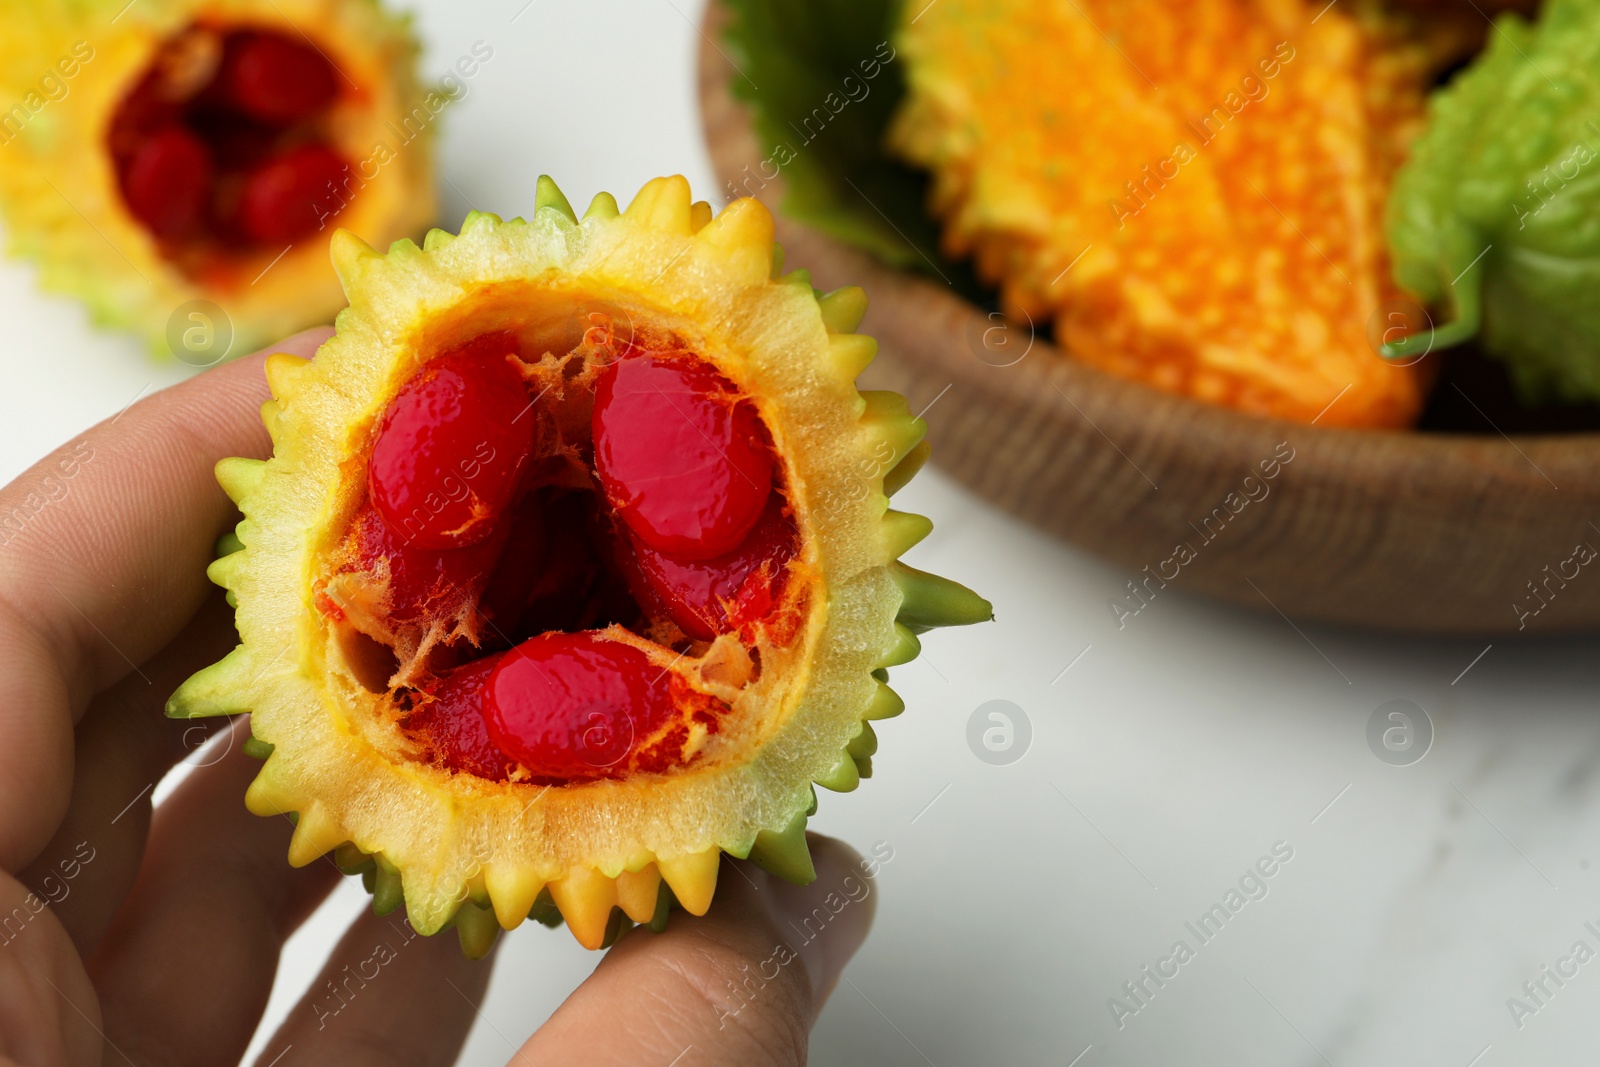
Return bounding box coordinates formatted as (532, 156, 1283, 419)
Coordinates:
(648, 881, 677, 933)
(455, 901, 502, 959)
(529, 887, 565, 928)
(883, 440, 931, 497)
(461, 209, 504, 232)
(584, 191, 620, 221)
(372, 863, 405, 916)
(818, 286, 869, 334)
(535, 175, 578, 223)
(599, 909, 631, 949)
(748, 809, 817, 885)
(815, 750, 861, 793)
(893, 562, 994, 631)
(165, 647, 252, 719)
(334, 842, 374, 874)
(846, 721, 878, 759)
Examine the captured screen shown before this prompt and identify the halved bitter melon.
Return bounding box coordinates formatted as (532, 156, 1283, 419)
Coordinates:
(885, 0, 1467, 427)
(0, 0, 434, 356)
(169, 175, 991, 956)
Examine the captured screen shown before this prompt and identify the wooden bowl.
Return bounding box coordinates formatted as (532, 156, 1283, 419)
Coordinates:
(697, 10, 1600, 635)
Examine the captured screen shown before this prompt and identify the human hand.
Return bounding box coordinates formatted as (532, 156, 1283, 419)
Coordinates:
(0, 330, 876, 1067)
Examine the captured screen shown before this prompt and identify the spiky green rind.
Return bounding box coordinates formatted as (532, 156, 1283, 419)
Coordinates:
(859, 391, 927, 471)
(215, 457, 266, 500)
(878, 625, 922, 669)
(454, 902, 501, 959)
(648, 883, 677, 933)
(584, 192, 620, 220)
(373, 860, 405, 916)
(893, 562, 994, 632)
(535, 175, 578, 223)
(599, 911, 630, 949)
(243, 737, 275, 760)
(334, 842, 375, 874)
(829, 334, 877, 381)
(882, 511, 933, 557)
(747, 808, 816, 884)
(818, 286, 869, 333)
(529, 889, 564, 929)
(863, 682, 905, 720)
(165, 645, 252, 718)
(882, 440, 930, 497)
(814, 751, 861, 793)
(846, 722, 878, 759)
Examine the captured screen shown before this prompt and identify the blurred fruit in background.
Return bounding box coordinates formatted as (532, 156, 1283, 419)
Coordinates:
(0, 0, 436, 359)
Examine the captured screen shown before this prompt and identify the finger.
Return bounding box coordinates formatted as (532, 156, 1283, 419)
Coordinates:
(521, 835, 876, 1066)
(0, 326, 328, 873)
(0, 325, 330, 701)
(0, 870, 102, 1067)
(89, 719, 342, 1067)
(252, 908, 496, 1067)
(16, 592, 241, 959)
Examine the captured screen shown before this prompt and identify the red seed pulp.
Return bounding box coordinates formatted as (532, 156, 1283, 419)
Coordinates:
(483, 633, 678, 781)
(409, 656, 511, 781)
(235, 144, 350, 245)
(213, 32, 339, 124)
(367, 346, 536, 550)
(592, 353, 774, 559)
(120, 127, 214, 239)
(108, 25, 349, 256)
(623, 495, 797, 642)
(323, 334, 802, 782)
(346, 505, 508, 625)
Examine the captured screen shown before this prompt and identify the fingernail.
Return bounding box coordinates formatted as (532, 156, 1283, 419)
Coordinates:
(758, 834, 877, 1009)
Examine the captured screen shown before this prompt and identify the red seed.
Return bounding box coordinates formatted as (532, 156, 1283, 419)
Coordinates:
(235, 144, 349, 245)
(216, 32, 338, 124)
(592, 354, 774, 560)
(120, 126, 213, 239)
(624, 493, 797, 640)
(411, 655, 511, 780)
(347, 505, 507, 623)
(483, 633, 677, 780)
(368, 344, 535, 551)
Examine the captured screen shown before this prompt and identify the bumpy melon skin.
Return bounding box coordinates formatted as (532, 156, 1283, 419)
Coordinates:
(169, 175, 990, 955)
(884, 0, 1468, 428)
(0, 0, 434, 356)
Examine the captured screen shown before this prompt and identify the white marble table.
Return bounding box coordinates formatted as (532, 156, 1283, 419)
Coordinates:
(4, 1, 1598, 1064)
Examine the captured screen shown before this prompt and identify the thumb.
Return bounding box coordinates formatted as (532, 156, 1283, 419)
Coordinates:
(519, 834, 877, 1066)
